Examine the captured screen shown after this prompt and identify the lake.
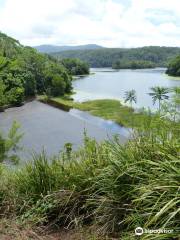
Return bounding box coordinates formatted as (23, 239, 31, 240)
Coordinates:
(73, 68, 180, 109)
(0, 101, 127, 159)
(0, 68, 179, 158)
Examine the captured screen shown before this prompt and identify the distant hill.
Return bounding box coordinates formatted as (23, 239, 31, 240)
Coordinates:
(34, 44, 104, 53)
(51, 46, 180, 68)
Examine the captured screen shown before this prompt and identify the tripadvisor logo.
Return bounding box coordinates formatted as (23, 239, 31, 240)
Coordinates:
(135, 227, 174, 236)
(135, 227, 144, 236)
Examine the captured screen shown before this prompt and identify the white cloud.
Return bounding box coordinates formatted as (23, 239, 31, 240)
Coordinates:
(0, 0, 180, 47)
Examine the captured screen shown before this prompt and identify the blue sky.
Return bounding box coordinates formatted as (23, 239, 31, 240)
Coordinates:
(0, 0, 180, 47)
(0, 0, 5, 8)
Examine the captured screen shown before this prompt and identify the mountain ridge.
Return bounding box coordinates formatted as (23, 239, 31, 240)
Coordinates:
(34, 44, 104, 53)
(51, 46, 180, 67)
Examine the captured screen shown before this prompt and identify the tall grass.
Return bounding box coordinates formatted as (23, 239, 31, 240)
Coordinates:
(0, 114, 179, 239)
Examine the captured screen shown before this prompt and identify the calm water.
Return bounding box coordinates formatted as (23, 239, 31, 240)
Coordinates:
(73, 68, 180, 109)
(0, 101, 126, 158)
(1, 68, 179, 157)
(69, 109, 130, 137)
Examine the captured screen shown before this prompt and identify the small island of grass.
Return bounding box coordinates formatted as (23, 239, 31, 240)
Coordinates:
(39, 84, 180, 130)
(39, 96, 158, 129)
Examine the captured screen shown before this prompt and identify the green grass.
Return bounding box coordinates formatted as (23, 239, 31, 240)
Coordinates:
(39, 95, 153, 128)
(0, 115, 179, 239)
(1, 97, 179, 239)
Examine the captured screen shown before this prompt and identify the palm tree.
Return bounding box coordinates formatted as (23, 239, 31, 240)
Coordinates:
(172, 86, 180, 116)
(124, 89, 137, 107)
(148, 86, 169, 112)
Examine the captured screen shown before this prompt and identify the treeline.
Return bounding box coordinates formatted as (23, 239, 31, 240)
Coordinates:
(60, 58, 89, 75)
(52, 46, 180, 68)
(166, 55, 180, 76)
(0, 32, 73, 109)
(112, 60, 155, 69)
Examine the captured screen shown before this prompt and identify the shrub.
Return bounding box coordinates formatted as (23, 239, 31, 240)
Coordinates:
(0, 116, 179, 239)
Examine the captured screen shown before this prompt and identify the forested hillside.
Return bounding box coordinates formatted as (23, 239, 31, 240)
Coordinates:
(61, 58, 89, 75)
(112, 60, 155, 69)
(52, 46, 180, 68)
(0, 32, 72, 109)
(166, 55, 180, 76)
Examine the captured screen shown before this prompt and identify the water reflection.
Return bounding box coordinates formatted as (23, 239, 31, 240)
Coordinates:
(69, 109, 130, 138)
(0, 101, 127, 158)
(73, 68, 180, 109)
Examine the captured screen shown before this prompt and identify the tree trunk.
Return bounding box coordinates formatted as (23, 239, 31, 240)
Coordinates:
(158, 100, 161, 113)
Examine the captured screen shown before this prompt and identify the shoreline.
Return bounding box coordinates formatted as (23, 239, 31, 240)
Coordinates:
(38, 95, 153, 129)
(163, 73, 180, 80)
(0, 96, 36, 113)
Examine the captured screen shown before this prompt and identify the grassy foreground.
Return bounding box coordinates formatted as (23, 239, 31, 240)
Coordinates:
(0, 114, 179, 239)
(39, 95, 155, 128)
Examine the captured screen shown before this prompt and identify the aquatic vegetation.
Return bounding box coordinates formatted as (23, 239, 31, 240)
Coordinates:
(0, 113, 179, 239)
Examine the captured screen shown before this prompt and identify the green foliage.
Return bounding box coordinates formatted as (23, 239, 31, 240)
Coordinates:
(61, 58, 89, 75)
(51, 75, 66, 96)
(148, 86, 169, 111)
(43, 97, 157, 128)
(0, 69, 25, 106)
(124, 89, 137, 106)
(0, 115, 179, 239)
(166, 55, 180, 76)
(0, 32, 22, 58)
(7, 87, 25, 106)
(0, 32, 72, 107)
(0, 56, 9, 70)
(0, 121, 22, 164)
(43, 61, 72, 97)
(53, 46, 180, 68)
(15, 152, 62, 202)
(172, 86, 180, 107)
(0, 81, 6, 109)
(112, 60, 155, 69)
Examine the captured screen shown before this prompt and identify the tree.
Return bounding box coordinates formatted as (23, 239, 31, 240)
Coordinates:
(171, 86, 180, 115)
(148, 86, 169, 112)
(7, 87, 24, 106)
(124, 89, 137, 107)
(51, 75, 66, 96)
(0, 32, 72, 107)
(43, 61, 72, 97)
(0, 121, 22, 164)
(52, 46, 180, 68)
(0, 56, 8, 70)
(0, 81, 6, 110)
(166, 55, 180, 76)
(61, 58, 89, 75)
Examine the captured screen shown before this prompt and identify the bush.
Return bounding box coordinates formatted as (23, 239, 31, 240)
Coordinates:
(51, 75, 66, 96)
(0, 32, 73, 107)
(0, 117, 179, 239)
(166, 55, 180, 76)
(61, 58, 89, 75)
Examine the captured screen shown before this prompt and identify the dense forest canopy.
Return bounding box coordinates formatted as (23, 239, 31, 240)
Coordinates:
(0, 32, 73, 109)
(112, 60, 155, 69)
(52, 46, 180, 68)
(166, 55, 180, 76)
(60, 58, 89, 75)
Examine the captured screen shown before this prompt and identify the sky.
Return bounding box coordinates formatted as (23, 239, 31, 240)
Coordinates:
(0, 0, 180, 47)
